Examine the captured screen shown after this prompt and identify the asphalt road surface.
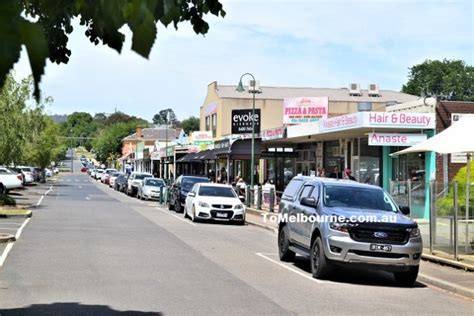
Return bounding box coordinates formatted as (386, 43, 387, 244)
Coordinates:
(0, 167, 472, 315)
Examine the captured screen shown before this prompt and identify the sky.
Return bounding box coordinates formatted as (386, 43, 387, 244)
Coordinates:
(12, 0, 474, 122)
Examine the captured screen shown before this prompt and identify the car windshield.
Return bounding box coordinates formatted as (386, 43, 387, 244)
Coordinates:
(323, 185, 398, 212)
(106, 169, 118, 174)
(145, 179, 164, 187)
(199, 186, 236, 198)
(182, 178, 209, 191)
(135, 174, 152, 180)
(21, 168, 31, 172)
(111, 173, 120, 177)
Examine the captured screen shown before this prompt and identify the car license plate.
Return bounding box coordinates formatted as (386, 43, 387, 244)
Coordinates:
(370, 244, 392, 252)
(216, 212, 227, 218)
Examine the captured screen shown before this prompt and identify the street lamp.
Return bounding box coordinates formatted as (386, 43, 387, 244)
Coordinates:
(236, 73, 260, 189)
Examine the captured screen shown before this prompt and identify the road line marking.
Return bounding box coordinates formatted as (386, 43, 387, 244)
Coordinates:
(0, 242, 14, 267)
(0, 227, 19, 230)
(15, 218, 30, 240)
(156, 208, 198, 227)
(36, 185, 53, 207)
(255, 252, 327, 284)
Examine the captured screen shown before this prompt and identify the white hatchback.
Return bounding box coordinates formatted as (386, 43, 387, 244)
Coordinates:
(184, 183, 245, 224)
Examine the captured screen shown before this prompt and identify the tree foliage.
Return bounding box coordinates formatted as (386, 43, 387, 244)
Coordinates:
(180, 116, 200, 134)
(0, 0, 226, 102)
(92, 121, 140, 163)
(0, 74, 64, 167)
(402, 59, 474, 101)
(152, 108, 178, 126)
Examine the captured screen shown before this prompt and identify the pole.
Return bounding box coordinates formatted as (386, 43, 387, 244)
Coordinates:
(429, 180, 436, 254)
(251, 83, 256, 189)
(454, 181, 459, 260)
(407, 179, 412, 220)
(465, 153, 471, 253)
(165, 115, 168, 181)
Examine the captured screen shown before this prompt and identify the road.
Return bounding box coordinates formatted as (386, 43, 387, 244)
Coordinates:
(0, 168, 472, 315)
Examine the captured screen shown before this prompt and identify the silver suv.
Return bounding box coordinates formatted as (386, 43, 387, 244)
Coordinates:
(278, 176, 422, 286)
(126, 172, 153, 197)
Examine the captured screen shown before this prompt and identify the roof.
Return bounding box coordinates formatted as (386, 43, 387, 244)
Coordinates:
(199, 183, 233, 188)
(123, 127, 179, 142)
(215, 84, 419, 103)
(291, 176, 382, 189)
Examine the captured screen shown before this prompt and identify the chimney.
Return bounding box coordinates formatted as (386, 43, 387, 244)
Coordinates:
(136, 127, 143, 139)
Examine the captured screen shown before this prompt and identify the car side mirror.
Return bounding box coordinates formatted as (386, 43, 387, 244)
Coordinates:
(188, 192, 196, 198)
(400, 206, 410, 215)
(301, 197, 318, 208)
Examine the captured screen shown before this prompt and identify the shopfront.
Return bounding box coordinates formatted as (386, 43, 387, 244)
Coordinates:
(284, 111, 436, 219)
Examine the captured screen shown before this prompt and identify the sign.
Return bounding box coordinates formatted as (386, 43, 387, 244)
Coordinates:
(262, 127, 286, 141)
(159, 145, 175, 158)
(231, 109, 261, 134)
(214, 138, 230, 150)
(366, 112, 434, 128)
(283, 97, 328, 124)
(450, 113, 474, 163)
(320, 113, 360, 132)
(192, 131, 213, 145)
(368, 133, 427, 147)
(135, 141, 144, 160)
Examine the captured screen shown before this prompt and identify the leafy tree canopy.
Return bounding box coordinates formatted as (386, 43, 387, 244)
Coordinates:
(402, 59, 474, 101)
(0, 0, 225, 101)
(152, 108, 178, 126)
(92, 121, 140, 163)
(180, 116, 200, 134)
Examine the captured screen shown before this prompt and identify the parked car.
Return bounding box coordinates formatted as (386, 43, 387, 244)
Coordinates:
(109, 172, 122, 188)
(11, 167, 34, 185)
(115, 174, 129, 192)
(81, 167, 88, 173)
(184, 183, 245, 223)
(101, 168, 118, 184)
(126, 172, 153, 197)
(0, 167, 23, 194)
(44, 168, 53, 177)
(33, 167, 42, 182)
(168, 175, 209, 213)
(277, 176, 422, 286)
(94, 169, 105, 180)
(137, 177, 165, 200)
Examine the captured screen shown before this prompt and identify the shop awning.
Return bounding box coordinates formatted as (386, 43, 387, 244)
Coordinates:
(215, 139, 261, 160)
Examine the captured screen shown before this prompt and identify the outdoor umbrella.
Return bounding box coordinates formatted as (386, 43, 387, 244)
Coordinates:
(392, 117, 474, 251)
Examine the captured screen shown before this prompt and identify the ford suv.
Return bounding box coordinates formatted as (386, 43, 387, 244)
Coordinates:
(278, 176, 422, 286)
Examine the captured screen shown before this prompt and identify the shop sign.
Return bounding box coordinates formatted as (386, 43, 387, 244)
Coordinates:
(450, 113, 474, 163)
(136, 141, 144, 160)
(368, 133, 427, 147)
(214, 138, 230, 149)
(192, 131, 213, 145)
(203, 102, 218, 116)
(262, 127, 286, 141)
(231, 109, 261, 134)
(150, 151, 160, 160)
(320, 113, 360, 132)
(283, 97, 328, 124)
(159, 145, 175, 158)
(366, 112, 434, 128)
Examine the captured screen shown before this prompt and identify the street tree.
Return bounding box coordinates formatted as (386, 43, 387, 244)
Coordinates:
(402, 59, 474, 101)
(0, 0, 226, 101)
(152, 108, 178, 126)
(180, 116, 200, 134)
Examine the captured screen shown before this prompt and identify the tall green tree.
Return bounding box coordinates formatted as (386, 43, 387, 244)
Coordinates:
(152, 108, 178, 126)
(0, 0, 226, 101)
(402, 59, 474, 101)
(92, 121, 139, 164)
(27, 117, 63, 180)
(180, 116, 200, 134)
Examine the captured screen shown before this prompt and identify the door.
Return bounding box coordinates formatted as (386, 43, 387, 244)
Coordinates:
(291, 185, 314, 246)
(301, 184, 320, 244)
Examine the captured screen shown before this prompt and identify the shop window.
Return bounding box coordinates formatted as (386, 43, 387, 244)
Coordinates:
(205, 116, 210, 131)
(212, 113, 217, 137)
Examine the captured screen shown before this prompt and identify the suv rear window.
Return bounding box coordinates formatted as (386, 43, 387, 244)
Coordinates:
(282, 179, 303, 200)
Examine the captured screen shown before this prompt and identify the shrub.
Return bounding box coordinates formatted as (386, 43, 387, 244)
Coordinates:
(437, 161, 474, 217)
(0, 194, 17, 206)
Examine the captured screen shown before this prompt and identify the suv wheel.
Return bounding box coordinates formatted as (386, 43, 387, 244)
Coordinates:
(175, 200, 182, 213)
(393, 266, 419, 287)
(0, 183, 5, 195)
(168, 199, 174, 211)
(278, 226, 295, 262)
(310, 237, 332, 279)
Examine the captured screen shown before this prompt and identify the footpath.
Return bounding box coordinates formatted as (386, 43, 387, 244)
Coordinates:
(245, 207, 474, 300)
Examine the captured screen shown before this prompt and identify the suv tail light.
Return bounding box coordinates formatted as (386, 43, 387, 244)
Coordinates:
(17, 174, 23, 181)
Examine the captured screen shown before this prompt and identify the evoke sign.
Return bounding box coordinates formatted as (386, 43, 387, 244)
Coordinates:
(231, 109, 261, 134)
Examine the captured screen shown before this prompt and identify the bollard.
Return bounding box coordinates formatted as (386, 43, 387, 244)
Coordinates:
(256, 186, 262, 210)
(453, 182, 459, 260)
(245, 185, 251, 207)
(269, 188, 275, 213)
(429, 180, 436, 254)
(160, 186, 164, 204)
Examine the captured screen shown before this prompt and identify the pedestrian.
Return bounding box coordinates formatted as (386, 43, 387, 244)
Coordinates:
(329, 166, 341, 179)
(319, 168, 326, 177)
(344, 168, 356, 181)
(237, 177, 246, 196)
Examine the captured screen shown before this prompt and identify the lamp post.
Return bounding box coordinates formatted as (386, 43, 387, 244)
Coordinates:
(236, 73, 260, 189)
